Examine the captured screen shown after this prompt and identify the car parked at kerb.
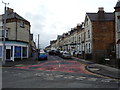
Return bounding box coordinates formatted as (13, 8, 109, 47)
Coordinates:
(61, 52, 72, 59)
(38, 52, 48, 60)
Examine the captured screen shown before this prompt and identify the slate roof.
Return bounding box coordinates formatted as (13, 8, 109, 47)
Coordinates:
(2, 12, 28, 22)
(115, 0, 120, 9)
(86, 13, 114, 21)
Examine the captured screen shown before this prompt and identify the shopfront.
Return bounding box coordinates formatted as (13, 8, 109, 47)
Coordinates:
(0, 41, 28, 61)
(0, 46, 2, 59)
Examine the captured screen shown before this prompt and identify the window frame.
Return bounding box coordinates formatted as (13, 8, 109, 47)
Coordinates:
(20, 20, 25, 28)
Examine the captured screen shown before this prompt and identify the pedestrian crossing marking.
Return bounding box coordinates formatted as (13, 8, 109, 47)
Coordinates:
(101, 79, 113, 82)
(33, 72, 119, 83)
(88, 78, 97, 81)
(54, 75, 64, 78)
(75, 76, 86, 80)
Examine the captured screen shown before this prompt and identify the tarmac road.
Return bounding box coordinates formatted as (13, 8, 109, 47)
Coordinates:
(2, 55, 120, 88)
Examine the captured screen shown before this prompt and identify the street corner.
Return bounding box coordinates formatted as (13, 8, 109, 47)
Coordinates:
(85, 64, 120, 80)
(85, 64, 101, 75)
(86, 64, 101, 72)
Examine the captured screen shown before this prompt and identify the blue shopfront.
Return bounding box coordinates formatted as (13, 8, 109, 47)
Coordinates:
(0, 41, 28, 61)
(0, 46, 2, 59)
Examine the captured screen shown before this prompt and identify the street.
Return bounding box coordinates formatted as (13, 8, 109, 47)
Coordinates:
(2, 55, 119, 88)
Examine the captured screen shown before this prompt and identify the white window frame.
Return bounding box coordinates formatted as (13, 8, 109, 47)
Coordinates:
(118, 19, 120, 32)
(0, 29, 8, 38)
(20, 21, 25, 28)
(0, 21, 2, 27)
(88, 30, 90, 38)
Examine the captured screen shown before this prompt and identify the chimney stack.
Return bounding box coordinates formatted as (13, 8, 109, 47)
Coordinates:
(98, 7, 104, 12)
(98, 7, 105, 21)
(6, 7, 14, 14)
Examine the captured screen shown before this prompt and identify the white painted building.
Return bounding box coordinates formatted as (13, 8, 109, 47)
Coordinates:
(84, 15, 92, 54)
(115, 0, 120, 59)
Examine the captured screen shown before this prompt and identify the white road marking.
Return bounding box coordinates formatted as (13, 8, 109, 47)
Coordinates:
(33, 72, 118, 83)
(63, 76, 69, 79)
(54, 75, 64, 78)
(88, 78, 97, 81)
(34, 73, 45, 76)
(101, 79, 112, 82)
(44, 76, 54, 80)
(75, 77, 86, 80)
(66, 76, 75, 79)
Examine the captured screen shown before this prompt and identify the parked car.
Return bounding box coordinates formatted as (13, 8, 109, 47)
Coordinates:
(38, 52, 48, 60)
(59, 51, 64, 57)
(61, 52, 72, 59)
(54, 50, 60, 55)
(48, 50, 60, 55)
(48, 50, 56, 55)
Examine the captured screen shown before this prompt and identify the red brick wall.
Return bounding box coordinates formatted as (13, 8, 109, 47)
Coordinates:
(92, 21, 115, 61)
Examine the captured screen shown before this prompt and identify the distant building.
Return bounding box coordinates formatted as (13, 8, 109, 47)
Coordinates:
(0, 7, 33, 61)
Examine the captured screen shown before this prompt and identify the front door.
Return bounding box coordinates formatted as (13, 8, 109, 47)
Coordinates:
(6, 49, 11, 60)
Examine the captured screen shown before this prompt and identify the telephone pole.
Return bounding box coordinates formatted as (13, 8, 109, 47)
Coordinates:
(38, 34, 40, 51)
(2, 1, 9, 65)
(37, 34, 40, 60)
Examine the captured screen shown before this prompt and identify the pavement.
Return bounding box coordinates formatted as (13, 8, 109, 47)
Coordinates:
(1, 52, 38, 67)
(72, 57, 120, 80)
(1, 55, 120, 80)
(86, 64, 120, 79)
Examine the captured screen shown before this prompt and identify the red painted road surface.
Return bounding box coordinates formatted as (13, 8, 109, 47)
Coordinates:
(16, 60, 93, 74)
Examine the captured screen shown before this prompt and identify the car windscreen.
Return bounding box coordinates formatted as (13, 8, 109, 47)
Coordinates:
(40, 53, 46, 55)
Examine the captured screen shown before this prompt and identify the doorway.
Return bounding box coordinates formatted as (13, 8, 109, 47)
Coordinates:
(6, 49, 11, 60)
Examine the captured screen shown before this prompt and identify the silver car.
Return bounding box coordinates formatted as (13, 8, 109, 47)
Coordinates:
(61, 52, 72, 59)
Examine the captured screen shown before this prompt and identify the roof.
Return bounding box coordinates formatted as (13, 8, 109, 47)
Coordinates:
(3, 12, 27, 21)
(115, 0, 120, 9)
(86, 13, 114, 21)
(2, 11, 30, 26)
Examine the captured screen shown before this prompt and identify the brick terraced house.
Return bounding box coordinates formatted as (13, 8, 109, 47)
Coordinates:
(84, 7, 115, 62)
(48, 0, 120, 65)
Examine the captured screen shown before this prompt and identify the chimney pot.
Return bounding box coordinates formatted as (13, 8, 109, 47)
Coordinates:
(98, 7, 104, 12)
(98, 7, 105, 20)
(7, 7, 14, 13)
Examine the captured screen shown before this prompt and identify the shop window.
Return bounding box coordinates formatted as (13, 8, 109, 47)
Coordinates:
(14, 46, 21, 58)
(22, 47, 27, 57)
(0, 46, 2, 58)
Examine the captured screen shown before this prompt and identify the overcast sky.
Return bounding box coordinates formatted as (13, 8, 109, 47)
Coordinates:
(0, 0, 118, 48)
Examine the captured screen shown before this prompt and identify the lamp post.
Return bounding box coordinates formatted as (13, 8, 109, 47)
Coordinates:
(2, 1, 9, 65)
(37, 34, 40, 60)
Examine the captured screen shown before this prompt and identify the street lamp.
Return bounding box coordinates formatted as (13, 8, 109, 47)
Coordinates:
(2, 1, 9, 65)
